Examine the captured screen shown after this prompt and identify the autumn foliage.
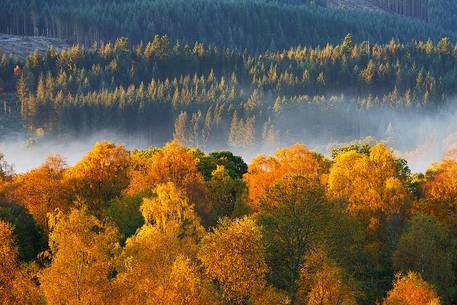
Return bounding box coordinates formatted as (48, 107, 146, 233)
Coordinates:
(0, 141, 455, 304)
(244, 144, 328, 209)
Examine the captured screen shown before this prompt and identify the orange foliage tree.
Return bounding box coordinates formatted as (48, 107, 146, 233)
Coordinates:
(420, 159, 457, 232)
(127, 141, 209, 219)
(11, 156, 70, 232)
(383, 272, 440, 305)
(0, 220, 40, 305)
(65, 142, 130, 213)
(243, 144, 329, 210)
(424, 159, 457, 203)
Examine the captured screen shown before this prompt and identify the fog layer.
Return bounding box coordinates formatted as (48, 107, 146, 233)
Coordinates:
(2, 104, 457, 174)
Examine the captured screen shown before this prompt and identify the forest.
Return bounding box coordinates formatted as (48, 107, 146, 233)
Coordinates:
(1, 0, 457, 304)
(0, 0, 456, 51)
(1, 34, 457, 150)
(1, 140, 457, 304)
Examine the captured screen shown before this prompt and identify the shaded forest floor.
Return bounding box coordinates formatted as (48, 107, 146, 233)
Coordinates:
(0, 34, 69, 58)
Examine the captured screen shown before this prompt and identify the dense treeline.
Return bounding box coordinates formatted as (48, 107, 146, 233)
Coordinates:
(0, 0, 453, 52)
(1, 35, 456, 147)
(1, 140, 457, 304)
(374, 0, 429, 20)
(375, 0, 457, 34)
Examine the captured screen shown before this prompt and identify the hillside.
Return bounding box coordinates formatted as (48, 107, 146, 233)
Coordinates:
(328, 0, 379, 9)
(0, 34, 68, 59)
(0, 0, 453, 53)
(331, 0, 453, 26)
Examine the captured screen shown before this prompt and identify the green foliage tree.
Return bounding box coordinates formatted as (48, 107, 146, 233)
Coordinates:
(393, 214, 456, 299)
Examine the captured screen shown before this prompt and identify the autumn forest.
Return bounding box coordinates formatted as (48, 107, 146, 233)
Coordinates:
(2, 140, 457, 305)
(1, 0, 457, 304)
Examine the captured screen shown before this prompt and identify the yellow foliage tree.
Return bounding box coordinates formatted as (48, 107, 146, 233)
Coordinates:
(126, 147, 161, 197)
(0, 220, 40, 305)
(198, 216, 271, 304)
(250, 286, 290, 305)
(115, 182, 207, 304)
(157, 255, 222, 305)
(244, 144, 329, 209)
(114, 224, 197, 304)
(328, 143, 408, 227)
(65, 142, 130, 213)
(127, 141, 209, 218)
(297, 248, 359, 305)
(383, 272, 440, 305)
(141, 182, 204, 239)
(40, 209, 119, 305)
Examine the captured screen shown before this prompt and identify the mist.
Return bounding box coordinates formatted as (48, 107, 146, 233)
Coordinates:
(0, 131, 156, 173)
(1, 102, 457, 174)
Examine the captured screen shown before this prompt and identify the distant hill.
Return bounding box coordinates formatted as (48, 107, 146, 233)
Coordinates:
(328, 0, 380, 10)
(371, 0, 429, 20)
(0, 0, 454, 53)
(328, 0, 429, 20)
(330, 0, 456, 30)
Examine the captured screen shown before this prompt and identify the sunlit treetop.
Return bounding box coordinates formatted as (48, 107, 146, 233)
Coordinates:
(383, 272, 441, 305)
(244, 144, 330, 209)
(328, 143, 410, 222)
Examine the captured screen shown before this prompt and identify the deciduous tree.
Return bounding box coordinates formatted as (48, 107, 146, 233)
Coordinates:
(65, 142, 130, 213)
(328, 143, 409, 231)
(206, 165, 246, 225)
(0, 220, 40, 305)
(198, 216, 269, 304)
(244, 144, 329, 209)
(12, 155, 70, 232)
(257, 176, 330, 295)
(40, 209, 119, 305)
(383, 272, 440, 305)
(297, 248, 359, 305)
(393, 214, 456, 296)
(128, 141, 209, 219)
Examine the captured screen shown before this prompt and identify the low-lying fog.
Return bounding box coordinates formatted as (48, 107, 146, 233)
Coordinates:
(1, 105, 457, 174)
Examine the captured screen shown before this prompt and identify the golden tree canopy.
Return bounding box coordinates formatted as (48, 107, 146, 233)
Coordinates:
(297, 248, 359, 305)
(0, 220, 39, 305)
(424, 159, 457, 204)
(141, 182, 204, 239)
(383, 272, 440, 305)
(328, 143, 408, 218)
(115, 224, 199, 304)
(127, 141, 209, 218)
(40, 209, 119, 305)
(65, 142, 130, 211)
(198, 216, 269, 304)
(244, 144, 329, 209)
(11, 155, 70, 232)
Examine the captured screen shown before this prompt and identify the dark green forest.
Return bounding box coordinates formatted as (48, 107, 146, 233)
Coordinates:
(0, 0, 456, 51)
